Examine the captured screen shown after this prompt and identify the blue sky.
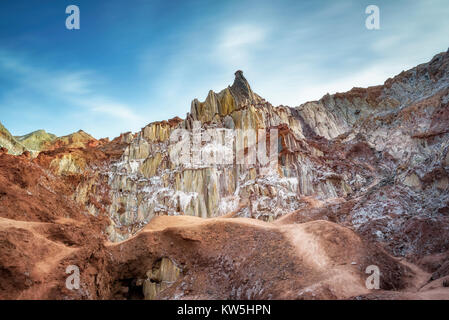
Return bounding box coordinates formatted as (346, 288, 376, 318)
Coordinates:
(0, 0, 448, 139)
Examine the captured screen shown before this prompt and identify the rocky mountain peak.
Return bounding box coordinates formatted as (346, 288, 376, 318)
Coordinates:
(189, 70, 263, 123)
(230, 70, 260, 105)
(14, 129, 56, 152)
(231, 70, 251, 95)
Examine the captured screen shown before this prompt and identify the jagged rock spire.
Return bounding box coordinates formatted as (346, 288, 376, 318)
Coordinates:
(230, 70, 258, 106)
(189, 70, 263, 123)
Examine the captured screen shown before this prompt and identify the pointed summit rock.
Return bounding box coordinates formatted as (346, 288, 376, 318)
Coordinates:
(189, 70, 263, 123)
(229, 70, 260, 106)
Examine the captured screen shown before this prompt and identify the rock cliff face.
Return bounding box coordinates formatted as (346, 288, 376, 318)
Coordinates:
(70, 50, 449, 253)
(1, 49, 449, 300)
(90, 70, 361, 241)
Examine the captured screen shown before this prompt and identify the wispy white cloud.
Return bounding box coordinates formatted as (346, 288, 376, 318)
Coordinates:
(216, 24, 268, 69)
(0, 50, 144, 138)
(204, 0, 449, 107)
(0, 50, 92, 96)
(77, 97, 141, 121)
(56, 72, 94, 95)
